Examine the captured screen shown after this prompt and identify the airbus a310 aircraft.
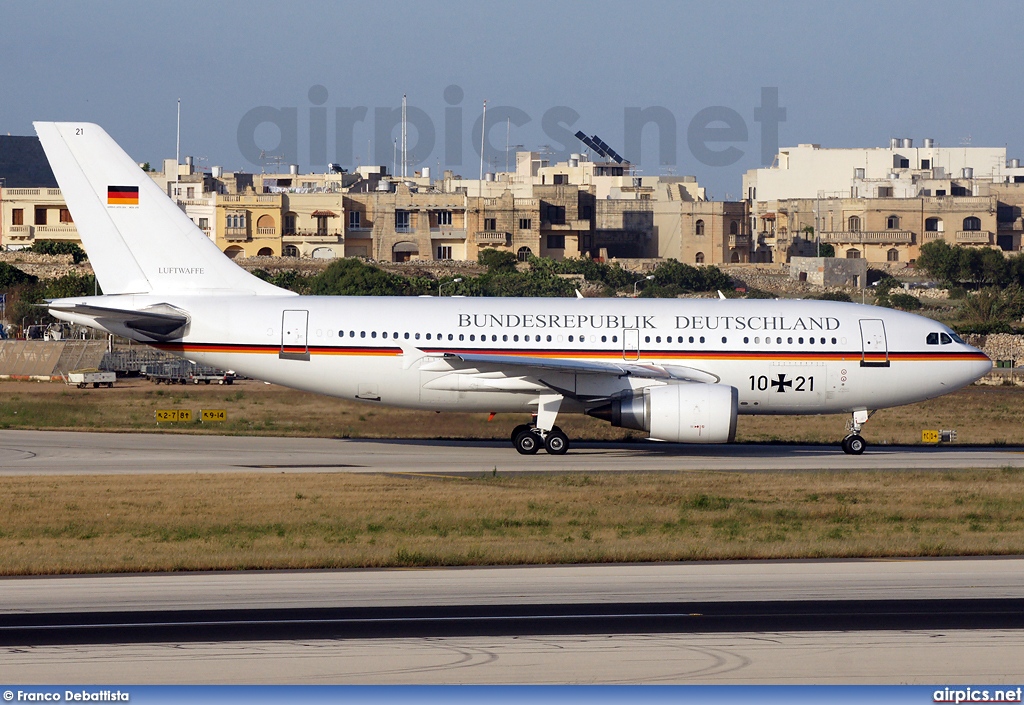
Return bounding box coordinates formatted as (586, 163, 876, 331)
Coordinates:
(34, 122, 992, 456)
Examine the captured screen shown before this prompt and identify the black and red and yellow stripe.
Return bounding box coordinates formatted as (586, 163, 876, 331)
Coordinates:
(152, 341, 989, 365)
(107, 185, 139, 205)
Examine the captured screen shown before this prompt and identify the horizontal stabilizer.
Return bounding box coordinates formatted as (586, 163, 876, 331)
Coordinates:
(47, 303, 188, 340)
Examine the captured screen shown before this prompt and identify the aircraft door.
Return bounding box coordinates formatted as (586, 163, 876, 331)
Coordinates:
(859, 319, 889, 367)
(281, 309, 310, 360)
(623, 328, 640, 361)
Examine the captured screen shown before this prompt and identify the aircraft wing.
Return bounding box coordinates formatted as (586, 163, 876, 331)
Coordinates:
(440, 352, 720, 383)
(47, 303, 188, 339)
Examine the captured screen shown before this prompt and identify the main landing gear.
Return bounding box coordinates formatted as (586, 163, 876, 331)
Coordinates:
(841, 410, 871, 455)
(511, 394, 570, 455)
(511, 423, 570, 455)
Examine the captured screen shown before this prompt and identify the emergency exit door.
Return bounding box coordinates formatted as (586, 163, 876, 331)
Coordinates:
(280, 309, 310, 360)
(623, 328, 640, 361)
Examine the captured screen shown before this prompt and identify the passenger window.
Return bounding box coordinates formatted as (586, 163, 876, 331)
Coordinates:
(350, 331, 356, 338)
(831, 337, 837, 344)
(721, 337, 727, 343)
(568, 335, 574, 342)
(655, 336, 661, 343)
(612, 335, 618, 343)
(382, 332, 388, 339)
(338, 330, 344, 337)
(425, 333, 431, 340)
(415, 333, 420, 340)
(744, 337, 749, 344)
(798, 337, 803, 344)
(926, 333, 939, 345)
(470, 334, 475, 341)
(940, 333, 952, 345)
(645, 336, 651, 343)
(601, 335, 607, 343)
(689, 336, 695, 343)
(700, 336, 705, 343)
(458, 334, 464, 341)
(360, 331, 366, 338)
(371, 331, 377, 338)
(547, 335, 552, 342)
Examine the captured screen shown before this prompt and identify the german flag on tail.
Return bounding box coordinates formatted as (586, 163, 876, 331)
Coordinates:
(107, 185, 139, 206)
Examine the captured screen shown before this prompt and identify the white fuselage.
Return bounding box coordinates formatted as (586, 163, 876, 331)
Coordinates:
(55, 294, 992, 418)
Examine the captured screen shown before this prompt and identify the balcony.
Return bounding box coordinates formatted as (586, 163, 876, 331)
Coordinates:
(956, 230, 992, 244)
(728, 234, 752, 249)
(219, 194, 280, 204)
(819, 230, 914, 244)
(4, 225, 32, 241)
(224, 227, 249, 242)
(32, 224, 79, 240)
(283, 230, 343, 243)
(256, 227, 277, 236)
(475, 230, 510, 244)
(430, 227, 467, 240)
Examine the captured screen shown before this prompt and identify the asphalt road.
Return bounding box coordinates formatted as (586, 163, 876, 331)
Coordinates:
(1, 429, 1023, 475)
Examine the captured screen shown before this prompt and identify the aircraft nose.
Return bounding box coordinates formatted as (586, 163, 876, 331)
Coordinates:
(965, 346, 993, 384)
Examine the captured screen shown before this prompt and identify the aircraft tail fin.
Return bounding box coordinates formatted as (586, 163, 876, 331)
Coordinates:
(33, 122, 285, 296)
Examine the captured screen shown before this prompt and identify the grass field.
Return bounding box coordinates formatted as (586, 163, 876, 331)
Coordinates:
(1, 469, 1023, 575)
(1, 378, 1023, 445)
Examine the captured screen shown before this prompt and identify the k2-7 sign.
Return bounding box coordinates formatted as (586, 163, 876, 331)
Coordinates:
(155, 409, 192, 422)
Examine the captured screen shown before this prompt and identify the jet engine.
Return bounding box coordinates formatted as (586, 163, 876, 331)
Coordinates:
(586, 383, 738, 443)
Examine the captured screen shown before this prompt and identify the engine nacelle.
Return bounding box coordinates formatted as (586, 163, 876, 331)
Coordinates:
(587, 384, 738, 443)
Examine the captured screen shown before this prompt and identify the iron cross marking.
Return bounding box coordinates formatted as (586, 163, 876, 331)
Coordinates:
(771, 374, 793, 393)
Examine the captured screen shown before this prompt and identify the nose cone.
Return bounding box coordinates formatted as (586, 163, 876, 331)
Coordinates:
(963, 345, 993, 386)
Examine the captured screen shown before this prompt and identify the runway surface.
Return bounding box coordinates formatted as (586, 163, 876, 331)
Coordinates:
(2, 429, 1023, 475)
(3, 559, 1024, 683)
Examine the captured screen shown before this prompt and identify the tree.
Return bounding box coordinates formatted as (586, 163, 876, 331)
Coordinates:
(0, 262, 37, 288)
(477, 248, 518, 273)
(817, 242, 835, 258)
(307, 259, 430, 296)
(917, 240, 960, 284)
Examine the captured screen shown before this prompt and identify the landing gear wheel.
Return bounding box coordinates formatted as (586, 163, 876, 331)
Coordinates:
(513, 428, 541, 455)
(544, 426, 569, 455)
(842, 434, 866, 455)
(510, 424, 531, 444)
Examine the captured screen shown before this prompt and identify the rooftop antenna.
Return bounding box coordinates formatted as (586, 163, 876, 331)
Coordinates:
(401, 94, 408, 179)
(175, 98, 181, 182)
(479, 99, 487, 184)
(505, 117, 511, 172)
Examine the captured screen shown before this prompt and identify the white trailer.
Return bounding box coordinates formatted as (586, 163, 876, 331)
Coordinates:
(64, 370, 116, 388)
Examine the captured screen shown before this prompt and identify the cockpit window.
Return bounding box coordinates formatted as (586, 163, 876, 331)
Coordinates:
(926, 332, 939, 345)
(950, 332, 965, 344)
(940, 333, 952, 345)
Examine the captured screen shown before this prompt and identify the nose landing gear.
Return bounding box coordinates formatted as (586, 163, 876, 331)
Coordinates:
(841, 409, 871, 455)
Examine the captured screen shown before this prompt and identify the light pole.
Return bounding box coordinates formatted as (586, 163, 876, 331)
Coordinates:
(439, 277, 463, 296)
(634, 274, 655, 297)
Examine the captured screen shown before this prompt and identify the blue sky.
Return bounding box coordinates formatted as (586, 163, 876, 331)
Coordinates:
(3, 0, 1022, 197)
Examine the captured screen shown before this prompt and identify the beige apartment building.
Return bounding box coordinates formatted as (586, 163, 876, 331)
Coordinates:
(745, 139, 1024, 263)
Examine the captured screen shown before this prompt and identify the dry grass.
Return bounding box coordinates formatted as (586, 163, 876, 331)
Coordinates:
(2, 379, 1024, 445)
(2, 469, 1024, 575)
